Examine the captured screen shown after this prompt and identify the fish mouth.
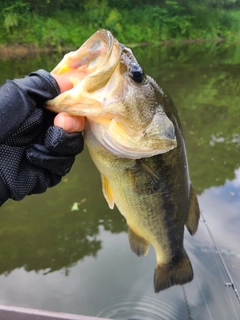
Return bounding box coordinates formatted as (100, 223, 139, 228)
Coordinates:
(51, 29, 121, 93)
(46, 29, 122, 117)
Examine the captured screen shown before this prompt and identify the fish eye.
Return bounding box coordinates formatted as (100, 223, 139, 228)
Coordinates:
(129, 63, 144, 83)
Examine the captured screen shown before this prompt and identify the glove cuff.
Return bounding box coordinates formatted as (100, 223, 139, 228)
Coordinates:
(0, 177, 11, 206)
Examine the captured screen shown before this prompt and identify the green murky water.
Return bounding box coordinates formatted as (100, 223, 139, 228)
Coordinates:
(0, 41, 240, 319)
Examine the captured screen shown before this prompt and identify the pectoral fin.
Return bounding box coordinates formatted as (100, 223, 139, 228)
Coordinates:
(128, 226, 150, 256)
(101, 174, 115, 209)
(185, 185, 200, 235)
(127, 160, 160, 194)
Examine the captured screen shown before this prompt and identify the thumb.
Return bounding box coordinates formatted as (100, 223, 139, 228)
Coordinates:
(52, 74, 73, 93)
(54, 113, 85, 132)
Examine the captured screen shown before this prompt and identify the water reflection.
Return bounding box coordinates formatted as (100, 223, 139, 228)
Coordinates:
(0, 150, 126, 274)
(0, 42, 240, 318)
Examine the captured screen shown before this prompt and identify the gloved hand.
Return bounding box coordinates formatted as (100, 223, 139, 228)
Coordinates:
(0, 108, 84, 203)
(0, 70, 84, 206)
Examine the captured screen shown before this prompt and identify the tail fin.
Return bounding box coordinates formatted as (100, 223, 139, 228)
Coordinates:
(154, 252, 193, 293)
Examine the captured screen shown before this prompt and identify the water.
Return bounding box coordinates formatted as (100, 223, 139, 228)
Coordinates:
(0, 41, 240, 319)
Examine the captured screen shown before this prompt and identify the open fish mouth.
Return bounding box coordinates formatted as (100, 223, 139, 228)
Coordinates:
(50, 30, 121, 97)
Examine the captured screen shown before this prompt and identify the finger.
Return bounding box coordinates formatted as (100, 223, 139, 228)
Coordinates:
(52, 74, 73, 93)
(54, 112, 85, 132)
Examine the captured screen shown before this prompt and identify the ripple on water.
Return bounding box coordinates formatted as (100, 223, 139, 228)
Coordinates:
(97, 292, 186, 320)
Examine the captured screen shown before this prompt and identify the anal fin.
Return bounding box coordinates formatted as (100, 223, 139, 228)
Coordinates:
(185, 185, 200, 235)
(128, 226, 150, 256)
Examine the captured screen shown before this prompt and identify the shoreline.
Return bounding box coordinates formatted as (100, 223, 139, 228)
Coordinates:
(0, 45, 54, 60)
(0, 37, 225, 60)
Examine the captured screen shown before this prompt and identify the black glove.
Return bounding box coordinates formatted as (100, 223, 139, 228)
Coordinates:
(0, 70, 84, 206)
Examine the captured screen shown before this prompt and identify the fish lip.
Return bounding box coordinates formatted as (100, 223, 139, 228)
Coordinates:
(95, 29, 115, 53)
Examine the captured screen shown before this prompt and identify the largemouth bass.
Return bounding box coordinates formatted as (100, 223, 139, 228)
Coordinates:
(46, 29, 200, 292)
